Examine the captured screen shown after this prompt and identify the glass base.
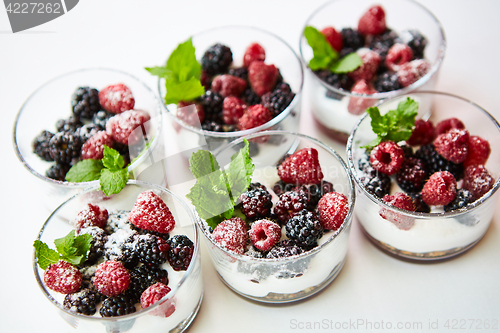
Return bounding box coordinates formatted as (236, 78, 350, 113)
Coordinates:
(359, 225, 483, 261)
(216, 259, 346, 303)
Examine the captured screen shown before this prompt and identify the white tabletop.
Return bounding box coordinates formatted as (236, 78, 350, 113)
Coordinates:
(1, 1, 500, 332)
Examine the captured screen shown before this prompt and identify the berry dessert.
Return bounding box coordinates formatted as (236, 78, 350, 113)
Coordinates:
(186, 135, 353, 302)
(34, 184, 202, 332)
(30, 83, 151, 182)
(348, 94, 499, 259)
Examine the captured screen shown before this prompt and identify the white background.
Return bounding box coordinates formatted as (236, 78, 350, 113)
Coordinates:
(1, 0, 500, 332)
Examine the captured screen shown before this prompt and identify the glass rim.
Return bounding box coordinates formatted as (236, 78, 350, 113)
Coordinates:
(194, 130, 356, 263)
(159, 25, 304, 138)
(12, 67, 163, 188)
(32, 179, 200, 322)
(346, 90, 500, 219)
(298, 0, 447, 99)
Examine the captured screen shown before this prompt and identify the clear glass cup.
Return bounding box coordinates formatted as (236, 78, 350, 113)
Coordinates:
(33, 180, 203, 333)
(159, 26, 304, 154)
(347, 92, 500, 260)
(299, 0, 446, 142)
(195, 131, 355, 303)
(13, 68, 163, 210)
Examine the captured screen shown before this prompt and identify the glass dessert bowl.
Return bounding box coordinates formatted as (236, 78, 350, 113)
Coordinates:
(347, 92, 500, 260)
(13, 68, 163, 210)
(299, 0, 446, 142)
(189, 131, 355, 303)
(33, 180, 203, 333)
(156, 26, 303, 153)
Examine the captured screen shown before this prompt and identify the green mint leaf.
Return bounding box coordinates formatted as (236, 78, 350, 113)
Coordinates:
(189, 149, 221, 179)
(33, 240, 60, 270)
(330, 52, 363, 73)
(304, 26, 338, 71)
(166, 38, 201, 82)
(60, 254, 84, 266)
(100, 168, 129, 196)
(145, 66, 173, 79)
(54, 230, 77, 257)
(165, 77, 205, 105)
(225, 139, 254, 203)
(58, 233, 92, 266)
(73, 233, 93, 258)
(65, 159, 103, 182)
(102, 145, 125, 171)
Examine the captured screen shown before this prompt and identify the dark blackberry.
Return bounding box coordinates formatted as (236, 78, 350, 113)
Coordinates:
(357, 153, 371, 172)
(273, 190, 309, 224)
(398, 143, 415, 158)
(296, 180, 335, 208)
(113, 142, 131, 166)
(200, 90, 223, 121)
(399, 29, 427, 59)
(271, 180, 296, 197)
(93, 110, 113, 129)
(227, 67, 248, 80)
(71, 87, 101, 120)
(33, 130, 54, 161)
(56, 116, 83, 133)
(339, 47, 355, 58)
(242, 88, 261, 106)
(285, 209, 323, 250)
(444, 189, 474, 212)
(201, 120, 223, 132)
(415, 144, 464, 180)
(340, 28, 365, 50)
(79, 226, 108, 264)
(374, 72, 402, 92)
(314, 70, 353, 90)
(201, 43, 233, 76)
(239, 187, 273, 219)
(261, 88, 295, 117)
(45, 163, 70, 181)
(48, 131, 83, 165)
(368, 29, 399, 65)
(396, 157, 428, 193)
(63, 289, 99, 315)
(167, 235, 194, 271)
(80, 277, 107, 303)
(275, 82, 292, 93)
(248, 182, 267, 191)
(133, 227, 170, 242)
(129, 265, 169, 302)
(99, 294, 137, 317)
(135, 234, 169, 266)
(77, 123, 101, 143)
(105, 234, 139, 269)
(266, 239, 304, 258)
(409, 192, 431, 213)
(360, 167, 392, 198)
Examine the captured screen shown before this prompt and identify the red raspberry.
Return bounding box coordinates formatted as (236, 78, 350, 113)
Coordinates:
(278, 148, 324, 185)
(243, 43, 266, 68)
(200, 70, 211, 89)
(177, 101, 205, 127)
(273, 191, 308, 224)
(223, 96, 247, 125)
(370, 141, 405, 175)
(435, 118, 465, 135)
(106, 110, 151, 145)
(358, 5, 386, 35)
(385, 43, 413, 72)
(212, 217, 248, 254)
(434, 128, 469, 164)
(379, 193, 415, 230)
(129, 190, 176, 234)
(464, 136, 491, 167)
(249, 219, 281, 251)
(140, 282, 172, 308)
(248, 61, 279, 96)
(81, 131, 114, 160)
(348, 48, 381, 82)
(74, 203, 108, 233)
(98, 84, 135, 114)
(321, 26, 343, 52)
(317, 192, 349, 231)
(347, 79, 377, 115)
(93, 260, 130, 297)
(211, 75, 247, 97)
(463, 165, 495, 200)
(397, 59, 431, 87)
(421, 171, 457, 206)
(44, 260, 82, 294)
(238, 104, 272, 131)
(407, 119, 435, 146)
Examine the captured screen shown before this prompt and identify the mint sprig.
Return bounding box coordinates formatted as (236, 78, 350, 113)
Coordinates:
(304, 26, 362, 74)
(363, 97, 419, 149)
(65, 145, 130, 196)
(34, 231, 93, 270)
(146, 38, 205, 105)
(186, 139, 254, 229)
